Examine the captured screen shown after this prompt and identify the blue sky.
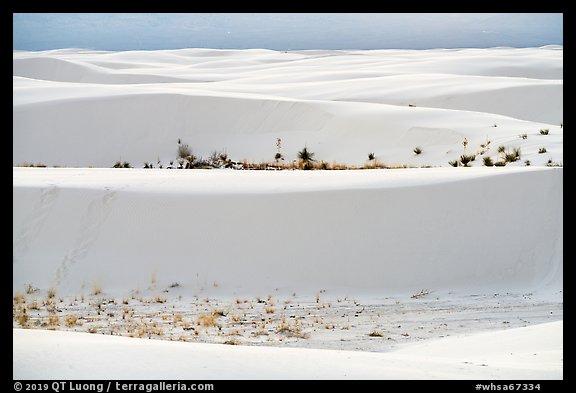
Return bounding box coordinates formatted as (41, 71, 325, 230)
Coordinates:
(13, 13, 563, 51)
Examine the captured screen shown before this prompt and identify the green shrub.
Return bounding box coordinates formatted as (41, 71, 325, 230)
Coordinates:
(503, 147, 521, 163)
(459, 154, 476, 167)
(113, 161, 131, 168)
(298, 147, 315, 167)
(483, 156, 494, 167)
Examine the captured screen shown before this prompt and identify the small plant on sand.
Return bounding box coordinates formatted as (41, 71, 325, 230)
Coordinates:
(480, 138, 491, 149)
(459, 154, 476, 167)
(503, 147, 521, 163)
(519, 133, 528, 140)
(276, 321, 309, 339)
(177, 143, 192, 159)
(48, 315, 59, 326)
(545, 159, 562, 167)
(16, 307, 28, 327)
(223, 339, 241, 345)
(64, 314, 79, 327)
(448, 160, 459, 167)
(47, 288, 56, 299)
(540, 129, 550, 135)
(368, 331, 384, 337)
(13, 292, 25, 304)
(483, 156, 494, 167)
(197, 312, 219, 327)
(413, 146, 423, 155)
(207, 150, 229, 168)
(113, 161, 131, 168)
(275, 138, 283, 162)
(184, 155, 196, 168)
(25, 284, 39, 294)
(368, 152, 375, 161)
(298, 147, 315, 170)
(411, 289, 431, 298)
(538, 147, 547, 154)
(497, 145, 506, 154)
(28, 300, 40, 310)
(524, 160, 531, 166)
(493, 161, 507, 167)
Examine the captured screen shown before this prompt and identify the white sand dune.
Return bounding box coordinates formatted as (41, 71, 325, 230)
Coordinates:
(13, 167, 562, 296)
(12, 47, 563, 379)
(13, 47, 562, 167)
(13, 321, 562, 379)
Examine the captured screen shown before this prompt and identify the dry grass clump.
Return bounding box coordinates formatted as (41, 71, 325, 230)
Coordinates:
(197, 312, 220, 327)
(223, 339, 241, 345)
(17, 162, 47, 168)
(47, 315, 59, 326)
(44, 299, 57, 313)
(47, 288, 57, 299)
(228, 314, 244, 324)
(368, 331, 384, 337)
(64, 314, 80, 327)
(276, 321, 309, 339)
(13, 292, 25, 304)
(15, 307, 29, 327)
(28, 300, 40, 310)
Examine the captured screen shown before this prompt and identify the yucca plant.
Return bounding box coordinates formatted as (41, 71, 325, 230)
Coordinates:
(459, 154, 476, 167)
(298, 147, 315, 170)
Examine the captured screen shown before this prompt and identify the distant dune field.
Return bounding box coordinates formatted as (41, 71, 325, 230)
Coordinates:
(13, 47, 562, 168)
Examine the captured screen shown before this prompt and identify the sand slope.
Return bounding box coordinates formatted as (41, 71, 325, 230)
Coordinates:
(13, 167, 562, 296)
(13, 321, 562, 379)
(13, 47, 562, 167)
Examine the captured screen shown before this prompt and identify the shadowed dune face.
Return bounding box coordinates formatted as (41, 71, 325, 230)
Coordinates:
(13, 47, 562, 167)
